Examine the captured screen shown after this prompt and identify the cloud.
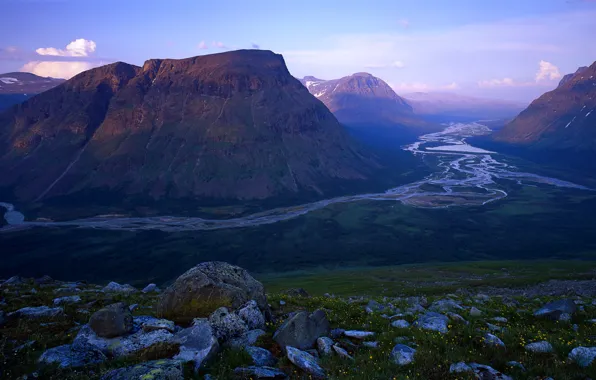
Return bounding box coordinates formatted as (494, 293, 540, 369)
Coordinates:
(36, 38, 96, 57)
(20, 61, 98, 79)
(535, 60, 561, 81)
(397, 18, 410, 28)
(212, 41, 227, 49)
(391, 82, 459, 92)
(365, 60, 405, 69)
(478, 78, 517, 87)
(251, 43, 260, 49)
(197, 41, 208, 50)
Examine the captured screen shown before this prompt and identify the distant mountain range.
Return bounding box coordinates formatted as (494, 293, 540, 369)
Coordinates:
(0, 72, 64, 111)
(0, 50, 383, 214)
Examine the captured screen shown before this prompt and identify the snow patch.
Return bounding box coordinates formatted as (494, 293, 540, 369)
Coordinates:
(426, 144, 495, 154)
(0, 77, 19, 84)
(564, 116, 577, 128)
(587, 110, 593, 117)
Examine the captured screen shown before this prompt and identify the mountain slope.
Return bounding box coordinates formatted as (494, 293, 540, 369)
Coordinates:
(0, 50, 378, 211)
(0, 72, 64, 111)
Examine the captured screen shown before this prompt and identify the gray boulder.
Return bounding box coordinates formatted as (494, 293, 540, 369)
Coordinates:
(38, 343, 106, 368)
(469, 363, 513, 380)
(534, 299, 577, 320)
(525, 341, 553, 353)
(228, 329, 266, 348)
(89, 302, 133, 338)
(102, 282, 137, 294)
(234, 366, 288, 379)
(238, 300, 266, 330)
(101, 359, 184, 380)
(141, 318, 176, 333)
(209, 307, 248, 341)
(246, 346, 277, 366)
(273, 310, 329, 350)
(157, 261, 268, 324)
(173, 319, 219, 370)
(414, 312, 449, 333)
(391, 344, 416, 365)
(449, 362, 472, 373)
(569, 346, 596, 367)
(286, 346, 326, 379)
(429, 299, 463, 313)
(391, 319, 410, 328)
(53, 296, 82, 305)
(316, 337, 334, 356)
(8, 306, 63, 319)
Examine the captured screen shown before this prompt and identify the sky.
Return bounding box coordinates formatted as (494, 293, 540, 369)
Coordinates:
(1, 0, 595, 103)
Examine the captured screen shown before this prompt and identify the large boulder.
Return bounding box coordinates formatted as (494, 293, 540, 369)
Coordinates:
(101, 359, 184, 380)
(569, 346, 596, 367)
(534, 299, 577, 321)
(273, 310, 329, 350)
(89, 302, 133, 338)
(157, 262, 268, 324)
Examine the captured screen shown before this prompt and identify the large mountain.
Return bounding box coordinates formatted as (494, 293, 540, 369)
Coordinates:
(403, 92, 526, 123)
(490, 62, 596, 172)
(0, 72, 64, 111)
(0, 50, 379, 213)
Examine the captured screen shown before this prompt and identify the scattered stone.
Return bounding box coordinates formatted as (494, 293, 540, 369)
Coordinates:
(317, 337, 334, 356)
(446, 312, 469, 325)
(484, 333, 505, 348)
(414, 312, 449, 333)
(246, 346, 277, 366)
(89, 302, 133, 338)
(429, 299, 463, 313)
(330, 328, 345, 339)
(53, 295, 82, 305)
(486, 323, 505, 333)
(238, 300, 266, 330)
(534, 299, 577, 320)
(284, 288, 310, 298)
(366, 300, 388, 314)
(507, 361, 526, 371)
(525, 341, 553, 353)
(8, 306, 63, 319)
(492, 317, 508, 323)
(173, 319, 219, 370)
(157, 261, 269, 324)
(449, 362, 473, 373)
(559, 312, 572, 322)
(469, 363, 513, 380)
(333, 345, 354, 360)
(38, 343, 106, 368)
(101, 359, 184, 380)
(573, 323, 579, 332)
(209, 307, 248, 341)
(141, 283, 160, 293)
(273, 310, 329, 350)
(286, 346, 326, 379)
(343, 330, 375, 340)
(141, 318, 176, 333)
(102, 282, 137, 294)
(15, 340, 36, 352)
(391, 319, 410, 328)
(228, 329, 266, 348)
(568, 346, 596, 367)
(391, 344, 416, 366)
(279, 300, 286, 306)
(234, 366, 288, 379)
(30, 288, 37, 294)
(2, 276, 24, 286)
(34, 275, 54, 285)
(469, 307, 482, 317)
(362, 341, 379, 349)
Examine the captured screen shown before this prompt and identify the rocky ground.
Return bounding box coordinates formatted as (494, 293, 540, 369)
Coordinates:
(1, 262, 596, 379)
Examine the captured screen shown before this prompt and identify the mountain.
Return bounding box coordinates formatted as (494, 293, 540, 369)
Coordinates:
(0, 72, 64, 111)
(557, 66, 588, 88)
(403, 92, 526, 123)
(0, 50, 380, 215)
(489, 62, 596, 173)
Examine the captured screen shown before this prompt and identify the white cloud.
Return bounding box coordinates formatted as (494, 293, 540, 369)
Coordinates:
(197, 41, 208, 50)
(36, 38, 97, 57)
(478, 78, 516, 87)
(535, 60, 561, 81)
(20, 61, 97, 79)
(212, 41, 227, 49)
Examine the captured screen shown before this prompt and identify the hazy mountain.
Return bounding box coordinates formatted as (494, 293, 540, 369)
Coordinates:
(0, 50, 380, 212)
(0, 72, 65, 111)
(403, 92, 526, 123)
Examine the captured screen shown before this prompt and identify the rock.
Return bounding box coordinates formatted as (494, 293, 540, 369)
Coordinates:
(284, 288, 310, 298)
(142, 318, 176, 333)
(391, 344, 416, 366)
(449, 362, 473, 373)
(446, 312, 469, 325)
(333, 345, 354, 360)
(469, 363, 513, 380)
(414, 312, 449, 333)
(89, 302, 133, 338)
(129, 304, 139, 312)
(38, 343, 106, 368)
(483, 333, 505, 348)
(534, 299, 577, 320)
(469, 307, 482, 317)
(34, 275, 54, 285)
(559, 312, 572, 322)
(30, 288, 38, 294)
(507, 361, 526, 371)
(525, 340, 553, 353)
(209, 307, 248, 341)
(317, 337, 334, 356)
(228, 329, 266, 348)
(8, 306, 63, 319)
(362, 341, 379, 349)
(568, 346, 596, 367)
(366, 300, 388, 314)
(238, 300, 266, 330)
(246, 346, 277, 366)
(279, 300, 286, 306)
(102, 282, 137, 294)
(273, 310, 329, 350)
(142, 283, 160, 293)
(2, 276, 24, 286)
(101, 359, 184, 380)
(492, 317, 508, 323)
(330, 328, 345, 339)
(53, 295, 82, 305)
(429, 299, 463, 313)
(391, 319, 410, 328)
(234, 366, 288, 379)
(286, 346, 326, 379)
(343, 330, 375, 339)
(157, 261, 268, 324)
(173, 319, 219, 370)
(486, 323, 505, 333)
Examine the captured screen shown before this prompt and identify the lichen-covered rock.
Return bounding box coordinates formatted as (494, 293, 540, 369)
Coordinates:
(102, 282, 137, 294)
(209, 307, 248, 341)
(101, 359, 184, 380)
(38, 343, 106, 368)
(8, 306, 63, 319)
(286, 346, 326, 379)
(238, 300, 266, 330)
(89, 302, 133, 338)
(468, 363, 513, 380)
(391, 344, 416, 366)
(157, 261, 268, 324)
(525, 341, 553, 353)
(534, 299, 577, 320)
(173, 319, 219, 370)
(53, 295, 82, 305)
(273, 310, 329, 350)
(228, 329, 266, 348)
(449, 362, 473, 373)
(414, 312, 449, 333)
(569, 346, 596, 367)
(142, 318, 176, 333)
(234, 366, 288, 379)
(246, 346, 277, 366)
(317, 337, 334, 356)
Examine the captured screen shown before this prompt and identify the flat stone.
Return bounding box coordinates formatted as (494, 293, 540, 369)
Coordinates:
(525, 341, 553, 353)
(141, 318, 176, 333)
(414, 312, 449, 333)
(507, 361, 526, 371)
(569, 346, 596, 367)
(9, 306, 63, 319)
(391, 344, 416, 366)
(391, 319, 410, 328)
(343, 330, 375, 339)
(446, 312, 469, 325)
(38, 343, 106, 368)
(102, 282, 137, 294)
(449, 362, 473, 373)
(429, 299, 463, 313)
(362, 341, 379, 349)
(333, 344, 354, 360)
(486, 323, 505, 332)
(469, 363, 513, 380)
(234, 366, 288, 379)
(101, 359, 184, 380)
(492, 317, 508, 323)
(286, 346, 326, 379)
(246, 346, 277, 366)
(53, 296, 82, 305)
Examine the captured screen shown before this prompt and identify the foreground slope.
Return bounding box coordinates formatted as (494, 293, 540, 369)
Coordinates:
(0, 50, 377, 207)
